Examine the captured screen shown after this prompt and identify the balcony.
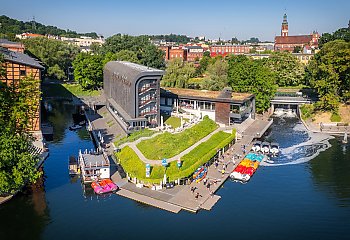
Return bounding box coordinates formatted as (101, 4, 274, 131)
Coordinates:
(139, 109, 157, 117)
(139, 98, 156, 108)
(138, 84, 157, 94)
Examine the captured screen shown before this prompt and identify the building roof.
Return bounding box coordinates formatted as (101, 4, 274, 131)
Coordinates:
(81, 153, 109, 167)
(0, 47, 44, 69)
(104, 61, 164, 84)
(0, 38, 23, 46)
(275, 35, 312, 44)
(162, 87, 253, 102)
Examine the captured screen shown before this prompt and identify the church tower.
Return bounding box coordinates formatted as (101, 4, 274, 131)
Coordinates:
(281, 13, 288, 37)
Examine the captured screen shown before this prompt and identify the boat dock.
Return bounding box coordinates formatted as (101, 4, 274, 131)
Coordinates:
(85, 104, 272, 213)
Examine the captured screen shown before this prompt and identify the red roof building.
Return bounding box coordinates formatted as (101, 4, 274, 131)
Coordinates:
(274, 14, 319, 52)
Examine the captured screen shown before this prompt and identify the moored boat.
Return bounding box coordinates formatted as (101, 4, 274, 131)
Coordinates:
(91, 179, 118, 194)
(342, 132, 348, 144)
(252, 141, 262, 152)
(68, 155, 79, 175)
(270, 142, 280, 156)
(69, 124, 82, 131)
(261, 142, 270, 154)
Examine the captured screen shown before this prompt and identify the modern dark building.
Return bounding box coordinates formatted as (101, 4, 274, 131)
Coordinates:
(104, 61, 164, 133)
(160, 87, 255, 125)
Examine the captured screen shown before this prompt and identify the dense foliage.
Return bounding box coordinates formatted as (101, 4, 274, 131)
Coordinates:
(0, 75, 41, 194)
(318, 27, 350, 48)
(305, 40, 350, 111)
(161, 58, 196, 88)
(136, 116, 218, 160)
(0, 15, 99, 38)
(23, 37, 79, 80)
(202, 58, 228, 90)
(72, 53, 104, 89)
(101, 34, 165, 69)
(266, 52, 305, 86)
(227, 55, 277, 113)
(148, 34, 191, 44)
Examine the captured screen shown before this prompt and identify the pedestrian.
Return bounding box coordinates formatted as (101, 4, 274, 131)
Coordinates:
(221, 169, 225, 177)
(223, 164, 226, 171)
(195, 192, 201, 200)
(203, 178, 207, 185)
(210, 190, 214, 198)
(206, 181, 211, 191)
(232, 155, 236, 165)
(215, 160, 218, 169)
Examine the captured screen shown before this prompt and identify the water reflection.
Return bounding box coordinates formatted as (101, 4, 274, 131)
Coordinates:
(310, 139, 350, 207)
(0, 169, 50, 240)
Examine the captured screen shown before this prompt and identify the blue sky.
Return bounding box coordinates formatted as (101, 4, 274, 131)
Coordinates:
(1, 0, 349, 41)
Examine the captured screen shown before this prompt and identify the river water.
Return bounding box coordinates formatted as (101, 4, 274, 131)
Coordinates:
(0, 102, 349, 240)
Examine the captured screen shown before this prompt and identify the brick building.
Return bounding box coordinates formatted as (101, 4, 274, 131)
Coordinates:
(158, 46, 170, 60)
(184, 46, 204, 62)
(0, 47, 44, 131)
(169, 48, 187, 61)
(210, 45, 250, 57)
(274, 14, 319, 52)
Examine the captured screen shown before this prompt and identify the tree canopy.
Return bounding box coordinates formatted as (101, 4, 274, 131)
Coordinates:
(101, 34, 165, 69)
(161, 58, 196, 88)
(0, 75, 42, 194)
(23, 37, 79, 80)
(319, 27, 350, 48)
(0, 15, 99, 38)
(305, 40, 350, 111)
(202, 58, 228, 91)
(227, 55, 276, 112)
(266, 51, 305, 86)
(72, 52, 104, 89)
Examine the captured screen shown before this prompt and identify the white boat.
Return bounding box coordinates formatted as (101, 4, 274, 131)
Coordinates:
(270, 142, 280, 155)
(261, 142, 270, 154)
(342, 132, 348, 144)
(69, 124, 82, 130)
(252, 141, 262, 152)
(230, 172, 251, 182)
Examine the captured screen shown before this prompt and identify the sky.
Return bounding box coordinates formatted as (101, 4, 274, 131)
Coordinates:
(1, 0, 349, 41)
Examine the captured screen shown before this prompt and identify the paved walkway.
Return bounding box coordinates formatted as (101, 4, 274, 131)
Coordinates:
(126, 127, 224, 165)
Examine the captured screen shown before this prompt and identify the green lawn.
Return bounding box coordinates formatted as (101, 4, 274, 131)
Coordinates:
(164, 116, 181, 128)
(136, 116, 218, 160)
(114, 128, 157, 146)
(42, 83, 100, 98)
(62, 84, 100, 97)
(116, 129, 236, 184)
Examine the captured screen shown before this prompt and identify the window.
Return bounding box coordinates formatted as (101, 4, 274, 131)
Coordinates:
(20, 70, 26, 76)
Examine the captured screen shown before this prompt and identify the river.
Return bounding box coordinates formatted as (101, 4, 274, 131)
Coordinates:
(0, 101, 349, 240)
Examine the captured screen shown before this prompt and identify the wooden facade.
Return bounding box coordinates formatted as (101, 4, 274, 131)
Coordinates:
(0, 61, 42, 131)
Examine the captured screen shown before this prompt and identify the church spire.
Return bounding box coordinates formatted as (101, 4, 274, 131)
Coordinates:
(281, 13, 289, 37)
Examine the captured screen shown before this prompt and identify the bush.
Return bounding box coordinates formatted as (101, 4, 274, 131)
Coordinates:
(137, 116, 218, 160)
(300, 104, 315, 120)
(330, 112, 342, 122)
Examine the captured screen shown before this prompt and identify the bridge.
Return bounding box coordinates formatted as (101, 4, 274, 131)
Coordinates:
(270, 93, 312, 116)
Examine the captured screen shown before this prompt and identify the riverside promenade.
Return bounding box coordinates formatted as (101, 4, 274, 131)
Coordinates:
(85, 106, 272, 213)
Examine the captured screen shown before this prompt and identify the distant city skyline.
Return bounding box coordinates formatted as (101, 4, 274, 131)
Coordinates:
(1, 0, 349, 41)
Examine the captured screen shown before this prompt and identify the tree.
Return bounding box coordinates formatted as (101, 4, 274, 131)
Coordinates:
(227, 55, 276, 112)
(101, 34, 165, 69)
(0, 53, 5, 78)
(0, 75, 42, 194)
(202, 58, 228, 91)
(23, 37, 79, 80)
(293, 46, 302, 53)
(162, 58, 196, 88)
(266, 51, 305, 86)
(72, 52, 104, 89)
(319, 27, 350, 48)
(305, 40, 350, 110)
(140, 45, 165, 69)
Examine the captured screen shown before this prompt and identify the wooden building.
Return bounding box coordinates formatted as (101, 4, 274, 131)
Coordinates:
(0, 47, 44, 131)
